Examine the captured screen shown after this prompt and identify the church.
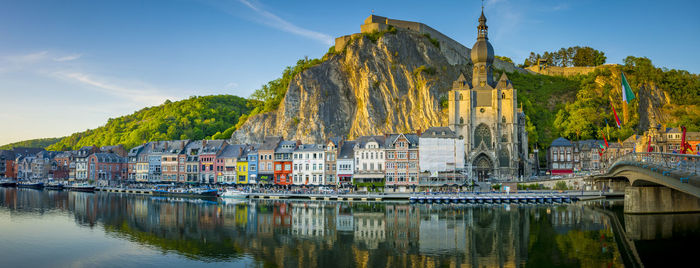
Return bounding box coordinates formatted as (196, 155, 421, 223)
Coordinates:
(447, 10, 529, 181)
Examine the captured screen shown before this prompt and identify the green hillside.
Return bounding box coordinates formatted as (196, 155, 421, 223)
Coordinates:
(0, 137, 64, 150)
(46, 95, 255, 151)
(507, 55, 699, 151)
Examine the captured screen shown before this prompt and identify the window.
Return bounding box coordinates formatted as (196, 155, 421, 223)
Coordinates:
(285, 164, 290, 171)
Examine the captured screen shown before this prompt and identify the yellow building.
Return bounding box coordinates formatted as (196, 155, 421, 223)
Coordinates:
(236, 157, 248, 184)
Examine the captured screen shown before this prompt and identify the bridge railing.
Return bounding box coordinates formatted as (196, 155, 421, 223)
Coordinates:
(608, 152, 700, 177)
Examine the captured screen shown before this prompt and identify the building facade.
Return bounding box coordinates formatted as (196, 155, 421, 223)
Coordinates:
(353, 136, 386, 186)
(199, 140, 227, 184)
(274, 141, 297, 186)
(258, 137, 282, 185)
(247, 147, 259, 184)
(325, 138, 342, 185)
(336, 141, 356, 187)
(87, 153, 127, 186)
(385, 134, 420, 191)
(447, 11, 528, 181)
(293, 144, 326, 186)
(419, 127, 465, 173)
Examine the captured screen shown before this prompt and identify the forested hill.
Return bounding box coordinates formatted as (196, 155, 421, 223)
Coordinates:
(46, 95, 254, 151)
(0, 137, 63, 150)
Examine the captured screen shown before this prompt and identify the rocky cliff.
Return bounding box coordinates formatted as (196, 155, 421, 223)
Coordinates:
(231, 29, 519, 143)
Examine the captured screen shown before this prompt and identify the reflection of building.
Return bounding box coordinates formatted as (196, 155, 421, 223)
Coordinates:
(336, 204, 354, 233)
(353, 211, 385, 249)
(419, 210, 468, 254)
(292, 203, 327, 237)
(385, 204, 418, 250)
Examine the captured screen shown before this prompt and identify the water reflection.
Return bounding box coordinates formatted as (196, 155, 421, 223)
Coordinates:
(0, 188, 623, 267)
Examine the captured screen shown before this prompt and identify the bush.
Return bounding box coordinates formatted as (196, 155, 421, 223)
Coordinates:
(554, 181, 569, 190)
(423, 33, 440, 48)
(413, 65, 436, 77)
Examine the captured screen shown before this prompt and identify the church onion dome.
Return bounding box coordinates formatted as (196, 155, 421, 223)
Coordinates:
(470, 10, 494, 65)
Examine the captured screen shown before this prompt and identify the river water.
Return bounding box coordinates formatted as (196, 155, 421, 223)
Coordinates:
(0, 188, 695, 267)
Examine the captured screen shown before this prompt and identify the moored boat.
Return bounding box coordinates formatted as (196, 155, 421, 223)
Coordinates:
(66, 183, 95, 192)
(0, 179, 17, 187)
(18, 181, 44, 189)
(152, 186, 218, 198)
(45, 182, 64, 190)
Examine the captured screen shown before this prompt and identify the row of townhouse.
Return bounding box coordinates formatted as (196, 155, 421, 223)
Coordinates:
(2, 127, 468, 190)
(0, 146, 127, 182)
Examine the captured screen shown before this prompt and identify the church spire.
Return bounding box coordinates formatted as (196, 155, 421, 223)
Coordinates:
(477, 8, 488, 39)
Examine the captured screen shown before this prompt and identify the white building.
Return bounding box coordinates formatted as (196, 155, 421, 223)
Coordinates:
(336, 141, 356, 187)
(292, 144, 326, 185)
(353, 136, 386, 185)
(419, 127, 465, 173)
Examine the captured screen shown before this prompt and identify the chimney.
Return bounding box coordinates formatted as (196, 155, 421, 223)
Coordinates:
(417, 128, 422, 137)
(151, 142, 156, 150)
(164, 141, 169, 150)
(202, 140, 207, 148)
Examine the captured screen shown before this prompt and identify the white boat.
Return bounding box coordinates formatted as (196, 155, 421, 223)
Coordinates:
(220, 189, 248, 199)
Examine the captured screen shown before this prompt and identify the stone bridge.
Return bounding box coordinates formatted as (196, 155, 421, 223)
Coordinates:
(593, 152, 700, 213)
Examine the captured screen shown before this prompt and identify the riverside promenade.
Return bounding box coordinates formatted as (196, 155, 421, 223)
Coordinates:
(95, 187, 619, 203)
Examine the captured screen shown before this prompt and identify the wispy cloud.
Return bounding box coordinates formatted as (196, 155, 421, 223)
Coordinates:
(236, 0, 333, 45)
(53, 54, 82, 62)
(53, 71, 176, 105)
(225, 82, 239, 89)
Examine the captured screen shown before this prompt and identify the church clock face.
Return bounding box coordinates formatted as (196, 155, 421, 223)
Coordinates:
(480, 108, 485, 113)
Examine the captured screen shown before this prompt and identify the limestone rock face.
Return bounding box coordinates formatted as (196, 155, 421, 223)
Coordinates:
(638, 83, 672, 131)
(231, 30, 519, 143)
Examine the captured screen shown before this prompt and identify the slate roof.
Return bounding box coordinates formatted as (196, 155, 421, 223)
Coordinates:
(276, 140, 299, 153)
(260, 136, 283, 151)
(201, 140, 227, 154)
(294, 144, 324, 152)
(420, 127, 457, 138)
(550, 137, 573, 147)
(338, 141, 356, 159)
(219, 144, 246, 159)
(355, 135, 386, 149)
(385, 133, 419, 148)
(91, 153, 126, 163)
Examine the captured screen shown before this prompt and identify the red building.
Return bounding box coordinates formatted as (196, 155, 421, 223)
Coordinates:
(199, 140, 227, 184)
(52, 151, 74, 180)
(87, 153, 127, 186)
(0, 150, 15, 178)
(274, 140, 298, 185)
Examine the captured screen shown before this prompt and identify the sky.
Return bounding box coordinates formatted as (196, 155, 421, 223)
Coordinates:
(1, 0, 698, 145)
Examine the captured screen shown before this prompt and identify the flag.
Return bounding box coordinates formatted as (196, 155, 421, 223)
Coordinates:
(611, 101, 622, 128)
(602, 131, 609, 148)
(621, 72, 635, 104)
(605, 119, 611, 138)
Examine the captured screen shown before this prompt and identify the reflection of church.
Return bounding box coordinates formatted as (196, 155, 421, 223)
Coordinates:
(448, 10, 529, 181)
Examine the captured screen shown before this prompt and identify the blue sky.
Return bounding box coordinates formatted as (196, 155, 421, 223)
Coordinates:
(1, 0, 698, 145)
